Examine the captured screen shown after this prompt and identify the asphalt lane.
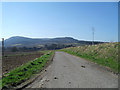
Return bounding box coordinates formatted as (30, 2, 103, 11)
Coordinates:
(26, 51, 118, 88)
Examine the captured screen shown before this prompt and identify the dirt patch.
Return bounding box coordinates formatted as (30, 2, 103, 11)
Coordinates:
(2, 52, 43, 74)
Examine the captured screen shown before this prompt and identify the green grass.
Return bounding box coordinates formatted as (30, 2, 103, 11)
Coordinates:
(1, 51, 54, 88)
(60, 42, 119, 73)
(40, 50, 55, 54)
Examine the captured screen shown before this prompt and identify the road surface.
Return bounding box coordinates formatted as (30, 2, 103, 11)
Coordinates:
(26, 52, 118, 88)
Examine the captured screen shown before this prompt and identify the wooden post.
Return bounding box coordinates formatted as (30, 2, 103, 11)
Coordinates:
(2, 38, 4, 56)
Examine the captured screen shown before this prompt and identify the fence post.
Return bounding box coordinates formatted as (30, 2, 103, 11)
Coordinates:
(2, 38, 4, 56)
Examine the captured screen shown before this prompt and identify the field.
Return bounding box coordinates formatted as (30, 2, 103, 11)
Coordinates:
(3, 51, 44, 74)
(1, 51, 54, 88)
(60, 42, 119, 73)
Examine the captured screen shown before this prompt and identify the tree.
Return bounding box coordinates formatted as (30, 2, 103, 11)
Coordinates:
(11, 47, 18, 52)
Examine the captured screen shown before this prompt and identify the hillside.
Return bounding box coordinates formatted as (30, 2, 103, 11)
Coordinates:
(61, 42, 119, 73)
(3, 36, 103, 47)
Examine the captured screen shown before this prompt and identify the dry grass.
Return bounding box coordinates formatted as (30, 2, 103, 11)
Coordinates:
(61, 42, 119, 73)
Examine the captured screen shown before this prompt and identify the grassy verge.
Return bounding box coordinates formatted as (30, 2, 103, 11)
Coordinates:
(1, 51, 54, 89)
(40, 50, 54, 54)
(60, 42, 119, 73)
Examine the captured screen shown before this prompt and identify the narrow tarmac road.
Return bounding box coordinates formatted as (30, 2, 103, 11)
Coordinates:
(26, 52, 118, 88)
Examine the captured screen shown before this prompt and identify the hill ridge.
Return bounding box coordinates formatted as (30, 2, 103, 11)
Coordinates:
(3, 36, 104, 47)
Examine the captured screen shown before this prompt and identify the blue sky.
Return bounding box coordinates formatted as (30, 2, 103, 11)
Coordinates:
(2, 2, 118, 42)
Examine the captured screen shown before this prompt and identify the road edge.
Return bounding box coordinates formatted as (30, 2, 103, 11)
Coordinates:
(60, 51, 119, 76)
(14, 52, 55, 89)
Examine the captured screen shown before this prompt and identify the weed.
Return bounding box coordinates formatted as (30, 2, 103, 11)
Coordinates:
(60, 42, 119, 73)
(1, 51, 54, 88)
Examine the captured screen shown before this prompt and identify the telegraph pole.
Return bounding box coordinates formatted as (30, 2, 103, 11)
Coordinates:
(92, 27, 95, 45)
(2, 38, 4, 56)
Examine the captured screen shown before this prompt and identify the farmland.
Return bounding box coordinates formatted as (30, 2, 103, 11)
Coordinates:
(1, 42, 118, 88)
(60, 42, 119, 73)
(3, 51, 44, 74)
(1, 51, 54, 88)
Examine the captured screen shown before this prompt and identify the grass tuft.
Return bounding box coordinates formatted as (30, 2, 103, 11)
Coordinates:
(60, 42, 119, 73)
(1, 51, 54, 88)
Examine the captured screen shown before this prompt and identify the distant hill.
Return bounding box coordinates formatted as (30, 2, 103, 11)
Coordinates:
(3, 36, 104, 47)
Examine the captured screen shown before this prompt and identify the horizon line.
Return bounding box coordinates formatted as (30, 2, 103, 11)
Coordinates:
(1, 35, 114, 42)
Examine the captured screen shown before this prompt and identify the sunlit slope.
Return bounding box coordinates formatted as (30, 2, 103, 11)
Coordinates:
(61, 42, 119, 73)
